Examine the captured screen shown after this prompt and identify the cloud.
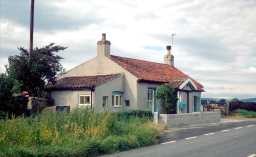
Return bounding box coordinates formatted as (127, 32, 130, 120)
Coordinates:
(0, 0, 103, 32)
(0, 0, 256, 99)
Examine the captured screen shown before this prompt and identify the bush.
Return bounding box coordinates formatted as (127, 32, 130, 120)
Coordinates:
(0, 111, 7, 120)
(229, 101, 256, 112)
(116, 110, 153, 120)
(0, 109, 160, 157)
(156, 85, 177, 114)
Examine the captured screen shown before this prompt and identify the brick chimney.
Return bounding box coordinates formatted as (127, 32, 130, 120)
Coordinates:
(164, 45, 174, 66)
(97, 33, 111, 57)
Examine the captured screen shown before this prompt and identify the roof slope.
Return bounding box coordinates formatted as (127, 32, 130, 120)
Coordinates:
(110, 55, 204, 91)
(47, 74, 120, 90)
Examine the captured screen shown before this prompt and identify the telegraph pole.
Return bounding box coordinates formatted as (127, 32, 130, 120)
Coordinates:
(29, 0, 35, 56)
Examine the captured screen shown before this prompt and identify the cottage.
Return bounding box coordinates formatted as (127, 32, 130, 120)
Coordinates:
(48, 33, 204, 113)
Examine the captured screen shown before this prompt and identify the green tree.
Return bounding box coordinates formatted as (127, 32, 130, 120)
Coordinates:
(0, 73, 23, 116)
(7, 43, 66, 97)
(0, 74, 14, 112)
(156, 85, 177, 114)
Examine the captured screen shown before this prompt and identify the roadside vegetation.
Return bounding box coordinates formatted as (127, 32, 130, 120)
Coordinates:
(230, 109, 256, 119)
(0, 109, 161, 157)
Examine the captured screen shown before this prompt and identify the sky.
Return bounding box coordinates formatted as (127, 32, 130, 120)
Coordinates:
(0, 0, 256, 99)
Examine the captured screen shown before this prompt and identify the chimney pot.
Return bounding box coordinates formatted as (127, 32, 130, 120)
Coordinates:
(102, 33, 106, 40)
(166, 45, 171, 50)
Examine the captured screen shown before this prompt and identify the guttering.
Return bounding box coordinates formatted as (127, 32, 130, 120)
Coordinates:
(137, 79, 167, 84)
(46, 86, 96, 91)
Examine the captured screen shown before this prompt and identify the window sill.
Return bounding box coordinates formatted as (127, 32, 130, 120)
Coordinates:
(78, 104, 91, 107)
(113, 106, 121, 108)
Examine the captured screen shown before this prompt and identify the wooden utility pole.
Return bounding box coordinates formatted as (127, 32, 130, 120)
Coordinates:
(29, 0, 35, 56)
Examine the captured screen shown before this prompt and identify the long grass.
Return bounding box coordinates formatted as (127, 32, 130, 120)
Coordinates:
(0, 109, 160, 157)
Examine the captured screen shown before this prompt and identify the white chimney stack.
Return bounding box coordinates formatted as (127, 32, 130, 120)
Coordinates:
(164, 45, 174, 66)
(97, 33, 111, 58)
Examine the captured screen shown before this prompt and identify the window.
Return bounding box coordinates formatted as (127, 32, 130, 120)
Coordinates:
(102, 96, 108, 107)
(56, 106, 70, 112)
(148, 88, 156, 111)
(125, 100, 130, 107)
(112, 95, 122, 107)
(79, 95, 91, 106)
(194, 96, 198, 112)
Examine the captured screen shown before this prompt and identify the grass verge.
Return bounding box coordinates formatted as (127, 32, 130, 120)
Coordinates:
(226, 109, 256, 119)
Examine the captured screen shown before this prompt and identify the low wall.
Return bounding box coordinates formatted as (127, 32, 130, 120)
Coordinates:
(159, 111, 221, 128)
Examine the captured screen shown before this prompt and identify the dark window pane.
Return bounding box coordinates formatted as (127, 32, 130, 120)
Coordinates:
(125, 100, 130, 106)
(116, 96, 119, 106)
(112, 95, 114, 106)
(56, 106, 70, 112)
(103, 96, 108, 107)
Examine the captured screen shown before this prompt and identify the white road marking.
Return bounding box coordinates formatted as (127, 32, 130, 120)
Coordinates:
(185, 136, 197, 140)
(161, 140, 176, 145)
(248, 154, 256, 157)
(234, 126, 243, 130)
(246, 125, 255, 128)
(221, 129, 230, 133)
(204, 132, 215, 136)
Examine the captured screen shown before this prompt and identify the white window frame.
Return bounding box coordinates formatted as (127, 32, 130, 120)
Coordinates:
(148, 88, 156, 112)
(79, 94, 91, 106)
(112, 95, 122, 107)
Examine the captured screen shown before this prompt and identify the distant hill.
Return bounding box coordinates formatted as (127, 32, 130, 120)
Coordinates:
(241, 98, 256, 103)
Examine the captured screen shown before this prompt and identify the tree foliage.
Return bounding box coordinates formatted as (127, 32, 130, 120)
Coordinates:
(0, 43, 66, 116)
(156, 85, 177, 114)
(0, 73, 25, 116)
(7, 43, 66, 97)
(0, 74, 14, 112)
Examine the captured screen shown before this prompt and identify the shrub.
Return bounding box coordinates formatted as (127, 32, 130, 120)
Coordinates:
(116, 110, 153, 119)
(156, 85, 177, 114)
(0, 111, 7, 120)
(229, 101, 256, 112)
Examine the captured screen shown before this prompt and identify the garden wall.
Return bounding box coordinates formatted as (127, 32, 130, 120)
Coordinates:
(159, 111, 221, 128)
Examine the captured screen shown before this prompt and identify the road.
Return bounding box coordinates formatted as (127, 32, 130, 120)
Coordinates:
(103, 122, 256, 157)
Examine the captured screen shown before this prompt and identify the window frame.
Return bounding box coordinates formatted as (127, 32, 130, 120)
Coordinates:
(147, 88, 156, 111)
(112, 94, 122, 107)
(79, 94, 91, 106)
(147, 88, 156, 104)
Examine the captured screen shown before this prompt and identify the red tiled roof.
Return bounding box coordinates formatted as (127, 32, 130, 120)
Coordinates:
(47, 74, 121, 90)
(110, 55, 204, 91)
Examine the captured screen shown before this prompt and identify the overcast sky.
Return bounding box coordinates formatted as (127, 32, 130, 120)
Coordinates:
(0, 0, 256, 99)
